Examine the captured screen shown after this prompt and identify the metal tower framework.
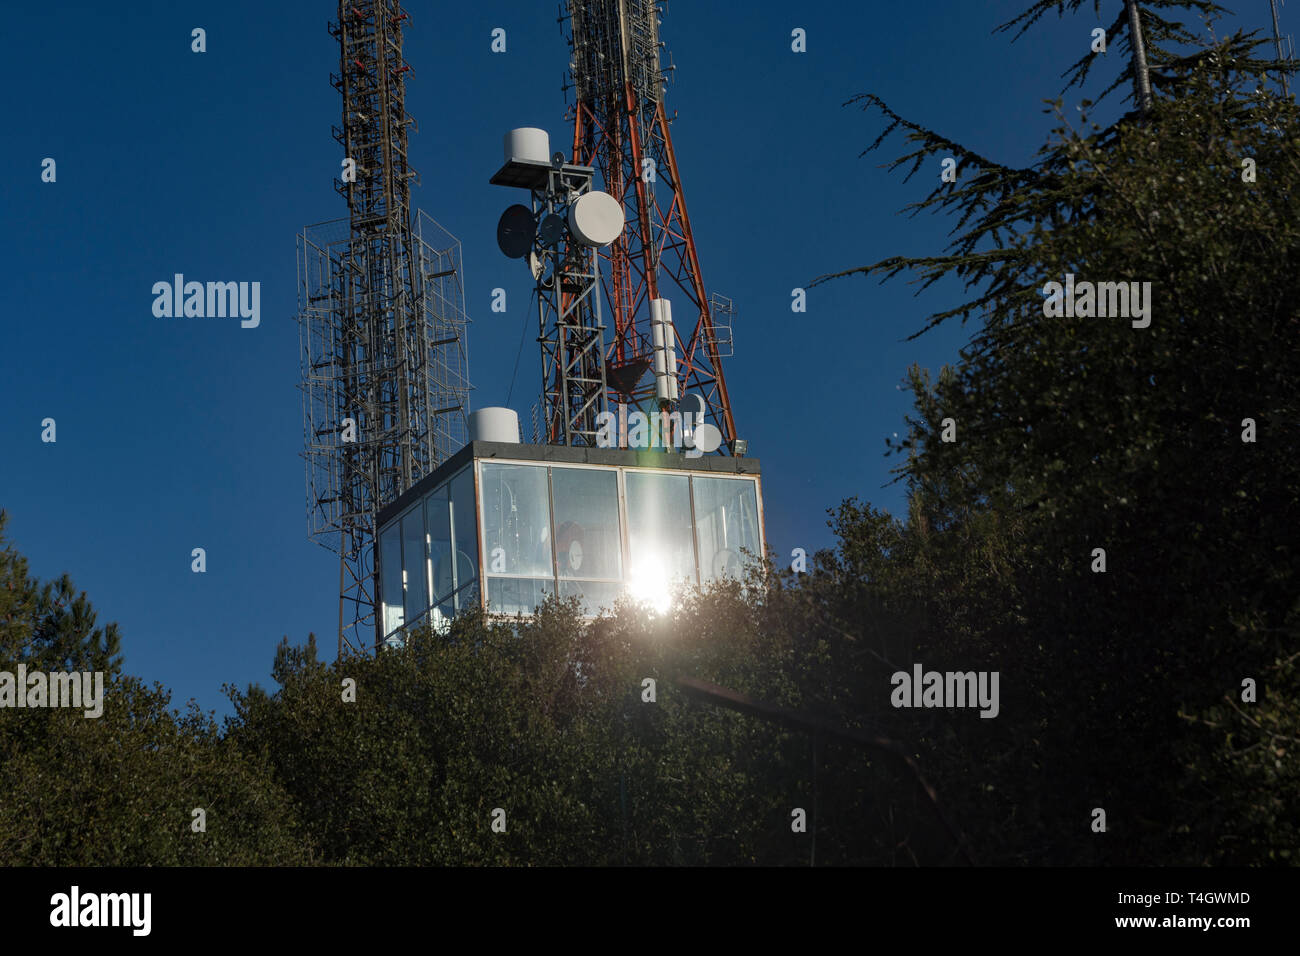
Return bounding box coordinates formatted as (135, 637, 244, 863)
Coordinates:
(531, 163, 611, 445)
(297, 0, 470, 658)
(1270, 0, 1293, 96)
(565, 0, 738, 451)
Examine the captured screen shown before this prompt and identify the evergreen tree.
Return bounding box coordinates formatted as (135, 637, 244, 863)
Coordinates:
(0, 509, 121, 677)
(813, 5, 1300, 862)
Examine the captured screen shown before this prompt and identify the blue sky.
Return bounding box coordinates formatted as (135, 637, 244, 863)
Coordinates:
(1, 1, 1278, 716)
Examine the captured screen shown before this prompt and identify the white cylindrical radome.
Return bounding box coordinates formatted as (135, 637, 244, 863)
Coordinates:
(650, 299, 668, 401)
(504, 128, 551, 166)
(652, 298, 679, 401)
(469, 407, 521, 443)
(665, 338, 679, 402)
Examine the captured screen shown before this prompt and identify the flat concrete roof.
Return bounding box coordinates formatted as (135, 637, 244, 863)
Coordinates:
(377, 440, 761, 528)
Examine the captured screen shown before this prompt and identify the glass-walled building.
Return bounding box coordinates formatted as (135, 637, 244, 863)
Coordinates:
(374, 440, 764, 646)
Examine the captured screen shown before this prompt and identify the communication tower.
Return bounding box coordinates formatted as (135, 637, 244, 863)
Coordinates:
(297, 1, 471, 656)
(562, 0, 742, 453)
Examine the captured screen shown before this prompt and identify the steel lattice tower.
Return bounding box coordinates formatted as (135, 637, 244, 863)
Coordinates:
(298, 0, 471, 657)
(1270, 0, 1292, 96)
(530, 164, 611, 446)
(565, 0, 738, 450)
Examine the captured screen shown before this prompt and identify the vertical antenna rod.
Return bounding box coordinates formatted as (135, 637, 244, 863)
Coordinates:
(1271, 0, 1292, 96)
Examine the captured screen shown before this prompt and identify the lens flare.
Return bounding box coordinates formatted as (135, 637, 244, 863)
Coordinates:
(626, 551, 674, 616)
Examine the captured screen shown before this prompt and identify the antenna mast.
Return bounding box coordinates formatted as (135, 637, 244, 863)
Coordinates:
(565, 0, 740, 452)
(1270, 0, 1292, 95)
(298, 0, 471, 656)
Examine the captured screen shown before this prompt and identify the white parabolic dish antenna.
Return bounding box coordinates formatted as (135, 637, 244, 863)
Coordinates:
(693, 422, 722, 454)
(568, 190, 624, 247)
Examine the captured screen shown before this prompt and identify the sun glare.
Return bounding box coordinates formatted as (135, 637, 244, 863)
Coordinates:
(626, 551, 674, 616)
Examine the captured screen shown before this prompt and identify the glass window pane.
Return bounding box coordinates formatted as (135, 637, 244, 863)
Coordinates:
(450, 467, 479, 586)
(402, 508, 428, 623)
(624, 471, 696, 590)
(426, 486, 454, 603)
(428, 602, 454, 636)
(551, 467, 622, 581)
(558, 579, 623, 616)
(693, 477, 761, 584)
(486, 577, 554, 616)
(479, 463, 553, 578)
(452, 579, 480, 614)
(380, 522, 404, 636)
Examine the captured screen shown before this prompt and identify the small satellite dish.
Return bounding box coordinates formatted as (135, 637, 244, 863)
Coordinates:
(552, 151, 567, 168)
(679, 393, 706, 420)
(527, 251, 544, 280)
(537, 213, 566, 247)
(679, 394, 705, 447)
(568, 190, 624, 247)
(496, 204, 534, 259)
(693, 422, 722, 454)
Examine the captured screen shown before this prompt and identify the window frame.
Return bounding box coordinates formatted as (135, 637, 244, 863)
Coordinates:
(472, 456, 765, 619)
